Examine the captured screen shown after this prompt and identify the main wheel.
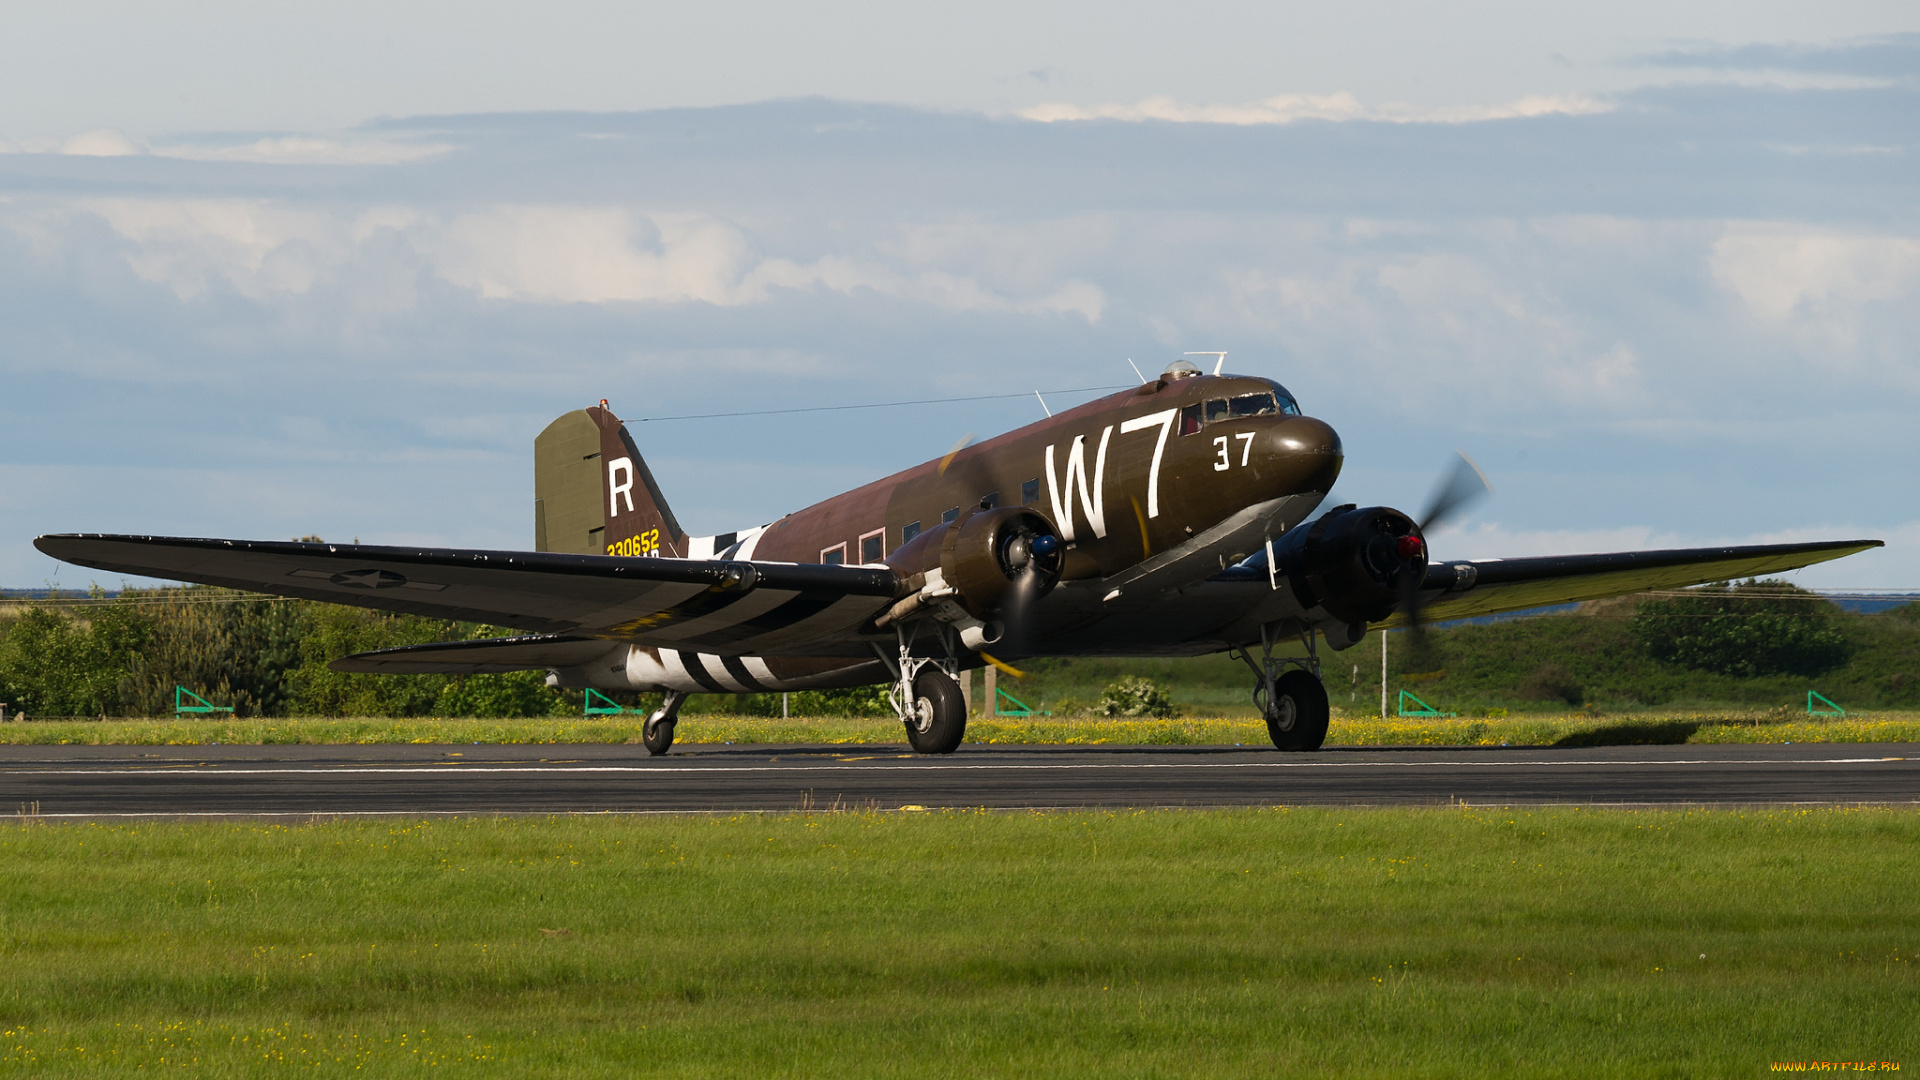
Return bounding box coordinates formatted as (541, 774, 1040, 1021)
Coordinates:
(1265, 670, 1330, 752)
(903, 666, 968, 755)
(642, 711, 676, 756)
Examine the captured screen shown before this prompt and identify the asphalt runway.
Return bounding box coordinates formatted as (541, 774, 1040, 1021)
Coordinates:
(2, 742, 1917, 818)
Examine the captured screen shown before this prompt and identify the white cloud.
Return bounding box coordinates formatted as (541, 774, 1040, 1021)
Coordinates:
(152, 136, 451, 166)
(1020, 92, 1610, 125)
(1713, 223, 1920, 320)
(59, 129, 143, 156)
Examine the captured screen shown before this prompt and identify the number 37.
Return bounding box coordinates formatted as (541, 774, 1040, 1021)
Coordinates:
(1213, 432, 1255, 471)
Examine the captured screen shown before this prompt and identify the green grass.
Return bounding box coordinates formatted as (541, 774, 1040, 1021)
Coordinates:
(1, 809, 1915, 1077)
(2, 710, 1918, 747)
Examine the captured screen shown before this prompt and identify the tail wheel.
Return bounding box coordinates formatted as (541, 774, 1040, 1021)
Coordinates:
(1266, 670, 1330, 752)
(642, 713, 676, 756)
(904, 666, 968, 755)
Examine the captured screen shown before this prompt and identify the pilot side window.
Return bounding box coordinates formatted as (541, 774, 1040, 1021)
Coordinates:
(820, 543, 846, 565)
(903, 520, 922, 543)
(1180, 403, 1202, 435)
(859, 529, 885, 563)
(1021, 478, 1039, 504)
(1205, 398, 1229, 424)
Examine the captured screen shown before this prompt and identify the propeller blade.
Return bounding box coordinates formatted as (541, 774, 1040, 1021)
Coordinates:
(937, 432, 976, 477)
(1399, 451, 1493, 667)
(1418, 451, 1493, 533)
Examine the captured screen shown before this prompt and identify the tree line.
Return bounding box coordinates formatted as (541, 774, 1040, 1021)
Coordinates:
(0, 587, 887, 719)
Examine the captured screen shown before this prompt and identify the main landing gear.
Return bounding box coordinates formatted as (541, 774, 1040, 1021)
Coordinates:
(1230, 624, 1330, 752)
(877, 627, 969, 755)
(642, 689, 688, 756)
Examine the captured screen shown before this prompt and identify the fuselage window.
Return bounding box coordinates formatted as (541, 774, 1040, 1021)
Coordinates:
(1021, 479, 1040, 504)
(1180, 403, 1202, 435)
(941, 507, 960, 525)
(1205, 399, 1229, 424)
(1229, 392, 1277, 418)
(903, 520, 922, 543)
(859, 530, 885, 563)
(820, 543, 846, 565)
(981, 491, 999, 509)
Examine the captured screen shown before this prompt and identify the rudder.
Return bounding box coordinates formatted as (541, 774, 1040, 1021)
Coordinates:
(534, 402, 686, 557)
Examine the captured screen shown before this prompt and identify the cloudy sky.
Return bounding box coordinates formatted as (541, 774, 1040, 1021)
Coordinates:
(2, 2, 1916, 589)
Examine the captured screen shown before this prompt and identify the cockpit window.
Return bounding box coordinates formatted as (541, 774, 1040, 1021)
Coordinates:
(1229, 392, 1277, 418)
(1274, 386, 1301, 415)
(1205, 399, 1229, 423)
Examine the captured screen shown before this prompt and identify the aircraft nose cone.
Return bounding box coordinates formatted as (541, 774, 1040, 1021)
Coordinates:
(1272, 416, 1344, 492)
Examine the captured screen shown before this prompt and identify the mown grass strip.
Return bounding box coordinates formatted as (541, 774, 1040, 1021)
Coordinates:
(0, 711, 1916, 747)
(1, 808, 1915, 1077)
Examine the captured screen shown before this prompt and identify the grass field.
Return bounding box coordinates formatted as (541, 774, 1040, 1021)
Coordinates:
(1, 710, 1917, 747)
(2, 808, 1914, 1077)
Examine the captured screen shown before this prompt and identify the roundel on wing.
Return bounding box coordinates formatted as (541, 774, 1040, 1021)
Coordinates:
(330, 569, 408, 589)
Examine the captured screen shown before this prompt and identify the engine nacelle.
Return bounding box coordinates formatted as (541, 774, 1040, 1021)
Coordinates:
(885, 506, 1064, 624)
(1270, 504, 1426, 627)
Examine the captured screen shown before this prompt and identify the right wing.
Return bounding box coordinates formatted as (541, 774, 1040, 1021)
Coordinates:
(35, 534, 901, 657)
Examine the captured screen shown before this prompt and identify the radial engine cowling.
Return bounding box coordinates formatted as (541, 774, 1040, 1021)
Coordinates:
(884, 506, 1065, 630)
(1270, 505, 1426, 627)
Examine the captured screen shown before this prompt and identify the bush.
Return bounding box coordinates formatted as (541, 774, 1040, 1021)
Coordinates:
(1518, 663, 1584, 705)
(1099, 676, 1174, 718)
(1630, 579, 1853, 678)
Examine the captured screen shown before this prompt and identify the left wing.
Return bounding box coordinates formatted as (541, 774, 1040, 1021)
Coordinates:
(1403, 539, 1882, 625)
(34, 534, 900, 657)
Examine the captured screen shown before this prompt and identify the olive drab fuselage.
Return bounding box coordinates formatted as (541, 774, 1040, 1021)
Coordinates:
(736, 373, 1343, 579)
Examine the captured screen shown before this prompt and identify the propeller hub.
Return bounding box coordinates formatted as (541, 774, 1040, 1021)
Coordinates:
(1395, 535, 1425, 561)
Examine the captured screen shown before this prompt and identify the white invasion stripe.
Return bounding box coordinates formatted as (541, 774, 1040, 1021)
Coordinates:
(687, 536, 717, 559)
(742, 656, 777, 685)
(649, 588, 797, 642)
(734, 526, 769, 561)
(655, 649, 705, 693)
(740, 594, 891, 653)
(8, 757, 1906, 778)
(572, 581, 711, 628)
(699, 653, 749, 692)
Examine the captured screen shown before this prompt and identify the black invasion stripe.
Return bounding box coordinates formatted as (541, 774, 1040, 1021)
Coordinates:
(719, 655, 768, 693)
(612, 584, 760, 635)
(677, 651, 726, 692)
(693, 591, 847, 647)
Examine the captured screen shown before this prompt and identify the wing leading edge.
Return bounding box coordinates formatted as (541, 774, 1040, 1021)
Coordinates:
(33, 534, 901, 657)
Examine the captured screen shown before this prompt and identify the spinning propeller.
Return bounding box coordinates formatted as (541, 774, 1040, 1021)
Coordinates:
(1395, 451, 1493, 657)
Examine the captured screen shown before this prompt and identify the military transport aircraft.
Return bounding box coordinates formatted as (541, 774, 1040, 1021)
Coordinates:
(37, 358, 1879, 755)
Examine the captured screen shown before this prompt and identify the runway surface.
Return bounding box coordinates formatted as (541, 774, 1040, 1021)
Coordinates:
(3, 742, 1917, 817)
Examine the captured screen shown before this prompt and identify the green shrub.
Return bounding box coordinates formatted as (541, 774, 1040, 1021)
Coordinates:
(1518, 663, 1584, 705)
(1099, 675, 1174, 718)
(1630, 579, 1853, 678)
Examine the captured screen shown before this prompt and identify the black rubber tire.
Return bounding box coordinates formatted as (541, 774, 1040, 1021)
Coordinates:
(642, 714, 676, 756)
(1266, 670, 1330, 752)
(904, 666, 968, 755)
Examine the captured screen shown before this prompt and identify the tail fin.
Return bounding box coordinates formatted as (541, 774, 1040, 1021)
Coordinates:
(534, 403, 686, 557)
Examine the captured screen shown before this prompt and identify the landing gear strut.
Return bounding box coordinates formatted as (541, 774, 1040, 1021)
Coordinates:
(876, 626, 969, 755)
(642, 689, 687, 756)
(1231, 624, 1330, 752)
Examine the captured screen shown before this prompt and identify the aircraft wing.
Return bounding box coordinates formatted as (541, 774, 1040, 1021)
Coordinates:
(1398, 538, 1882, 625)
(325, 634, 621, 674)
(34, 534, 901, 656)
